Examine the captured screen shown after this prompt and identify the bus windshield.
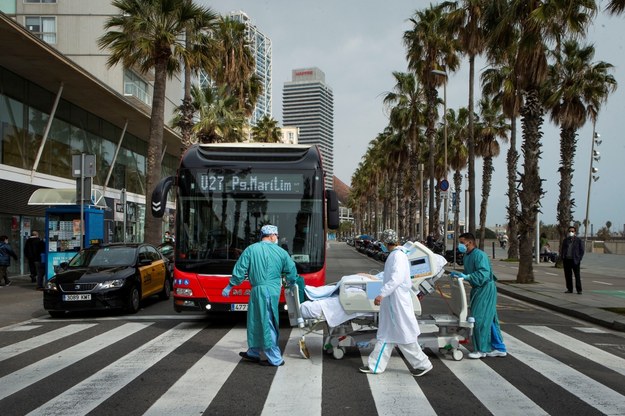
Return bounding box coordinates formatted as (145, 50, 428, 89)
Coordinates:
(175, 167, 325, 275)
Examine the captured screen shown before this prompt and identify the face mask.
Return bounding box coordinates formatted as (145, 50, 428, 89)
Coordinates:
(457, 243, 467, 253)
(568, 232, 575, 237)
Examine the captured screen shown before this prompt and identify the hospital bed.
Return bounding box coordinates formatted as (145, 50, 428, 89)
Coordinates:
(285, 241, 474, 361)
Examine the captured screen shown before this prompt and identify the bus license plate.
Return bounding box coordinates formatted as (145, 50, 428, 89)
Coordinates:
(231, 304, 248, 311)
(63, 294, 91, 301)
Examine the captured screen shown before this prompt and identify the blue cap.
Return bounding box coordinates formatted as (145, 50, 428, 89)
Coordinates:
(260, 224, 278, 236)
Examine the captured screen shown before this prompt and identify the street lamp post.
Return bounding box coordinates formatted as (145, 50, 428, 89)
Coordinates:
(583, 125, 601, 250)
(419, 163, 425, 240)
(432, 69, 448, 251)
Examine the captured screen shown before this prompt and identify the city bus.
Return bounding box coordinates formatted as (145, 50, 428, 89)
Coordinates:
(151, 143, 339, 313)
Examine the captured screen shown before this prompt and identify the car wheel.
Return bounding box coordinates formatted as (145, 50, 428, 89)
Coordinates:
(48, 310, 65, 318)
(159, 278, 171, 300)
(126, 285, 141, 314)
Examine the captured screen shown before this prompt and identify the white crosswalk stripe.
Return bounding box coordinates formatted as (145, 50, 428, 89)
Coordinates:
(0, 324, 96, 362)
(504, 331, 625, 415)
(27, 322, 204, 416)
(1, 320, 624, 415)
(520, 325, 625, 377)
(0, 322, 151, 400)
(143, 326, 247, 416)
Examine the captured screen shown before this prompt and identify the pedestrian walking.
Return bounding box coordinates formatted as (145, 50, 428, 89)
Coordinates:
(451, 232, 507, 359)
(222, 224, 298, 367)
(560, 225, 585, 294)
(0, 235, 18, 286)
(359, 229, 433, 376)
(24, 231, 45, 285)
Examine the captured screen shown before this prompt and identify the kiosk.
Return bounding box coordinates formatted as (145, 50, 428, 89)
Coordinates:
(28, 188, 106, 279)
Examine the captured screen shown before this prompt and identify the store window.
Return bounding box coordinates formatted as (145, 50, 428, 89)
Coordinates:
(25, 16, 56, 44)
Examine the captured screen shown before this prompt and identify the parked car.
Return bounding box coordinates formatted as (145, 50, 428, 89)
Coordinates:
(157, 242, 174, 274)
(44, 243, 172, 317)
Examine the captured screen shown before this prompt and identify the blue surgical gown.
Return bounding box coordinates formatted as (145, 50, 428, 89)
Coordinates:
(230, 241, 298, 349)
(463, 247, 506, 353)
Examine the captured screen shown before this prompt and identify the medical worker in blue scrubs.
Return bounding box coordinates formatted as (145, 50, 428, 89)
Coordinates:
(222, 224, 298, 366)
(451, 232, 507, 359)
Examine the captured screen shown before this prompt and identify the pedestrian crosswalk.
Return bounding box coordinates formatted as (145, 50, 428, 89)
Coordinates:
(1, 319, 624, 415)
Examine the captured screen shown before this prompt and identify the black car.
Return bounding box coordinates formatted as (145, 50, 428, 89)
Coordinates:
(44, 243, 172, 317)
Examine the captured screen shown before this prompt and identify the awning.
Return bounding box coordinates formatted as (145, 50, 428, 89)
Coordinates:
(28, 188, 108, 209)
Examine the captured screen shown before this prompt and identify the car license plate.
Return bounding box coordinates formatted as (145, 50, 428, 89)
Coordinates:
(63, 294, 91, 301)
(231, 304, 248, 311)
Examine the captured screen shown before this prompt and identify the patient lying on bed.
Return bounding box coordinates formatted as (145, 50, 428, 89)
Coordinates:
(299, 273, 381, 328)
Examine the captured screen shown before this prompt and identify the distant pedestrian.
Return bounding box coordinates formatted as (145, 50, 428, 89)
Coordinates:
(0, 235, 18, 286)
(24, 231, 45, 288)
(560, 225, 585, 294)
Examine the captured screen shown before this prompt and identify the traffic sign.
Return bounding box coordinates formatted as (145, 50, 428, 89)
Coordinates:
(439, 179, 449, 192)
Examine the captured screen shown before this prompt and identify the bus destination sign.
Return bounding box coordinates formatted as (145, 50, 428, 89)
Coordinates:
(198, 172, 304, 194)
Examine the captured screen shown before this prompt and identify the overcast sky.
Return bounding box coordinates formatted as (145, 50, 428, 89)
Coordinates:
(205, 0, 625, 234)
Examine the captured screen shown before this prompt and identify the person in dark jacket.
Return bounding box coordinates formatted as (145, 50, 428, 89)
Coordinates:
(24, 231, 45, 285)
(0, 235, 18, 286)
(560, 225, 585, 294)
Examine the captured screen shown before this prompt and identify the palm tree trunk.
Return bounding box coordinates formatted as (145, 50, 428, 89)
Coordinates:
(478, 156, 494, 249)
(453, 170, 462, 252)
(426, 86, 438, 235)
(517, 89, 544, 283)
(468, 54, 476, 234)
(506, 115, 519, 259)
(180, 30, 194, 153)
(145, 60, 167, 245)
(556, 126, 577, 265)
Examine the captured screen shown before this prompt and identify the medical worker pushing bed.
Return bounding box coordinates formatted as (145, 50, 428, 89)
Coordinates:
(222, 224, 298, 366)
(359, 229, 433, 376)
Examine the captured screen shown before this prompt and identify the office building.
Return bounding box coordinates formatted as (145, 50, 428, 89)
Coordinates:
(283, 67, 334, 190)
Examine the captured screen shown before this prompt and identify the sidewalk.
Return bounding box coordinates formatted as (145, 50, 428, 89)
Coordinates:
(485, 249, 625, 332)
(0, 274, 48, 327)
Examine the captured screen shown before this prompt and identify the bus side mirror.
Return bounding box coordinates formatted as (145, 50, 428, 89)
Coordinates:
(326, 189, 339, 230)
(151, 176, 174, 218)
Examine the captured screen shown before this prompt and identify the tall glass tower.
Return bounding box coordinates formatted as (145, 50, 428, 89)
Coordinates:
(229, 11, 272, 126)
(283, 67, 334, 190)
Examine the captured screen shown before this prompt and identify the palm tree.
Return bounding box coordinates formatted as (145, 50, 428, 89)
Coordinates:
(174, 84, 246, 144)
(606, 0, 625, 14)
(545, 40, 616, 255)
(446, 107, 469, 250)
(475, 97, 509, 249)
(98, 0, 218, 245)
(481, 38, 522, 260)
(212, 17, 261, 118)
(441, 0, 488, 235)
(383, 71, 426, 237)
(251, 115, 282, 143)
(489, 0, 596, 283)
(404, 4, 460, 238)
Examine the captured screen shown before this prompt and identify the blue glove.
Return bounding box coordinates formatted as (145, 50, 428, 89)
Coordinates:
(450, 271, 467, 279)
(222, 284, 233, 297)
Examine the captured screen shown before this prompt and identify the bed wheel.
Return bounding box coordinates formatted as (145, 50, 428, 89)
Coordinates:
(332, 347, 345, 360)
(452, 349, 463, 361)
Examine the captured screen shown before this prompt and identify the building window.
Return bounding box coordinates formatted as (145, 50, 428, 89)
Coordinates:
(25, 16, 56, 44)
(123, 70, 151, 106)
(24, 0, 57, 3)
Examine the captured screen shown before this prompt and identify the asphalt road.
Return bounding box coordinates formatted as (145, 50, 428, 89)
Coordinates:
(1, 241, 624, 415)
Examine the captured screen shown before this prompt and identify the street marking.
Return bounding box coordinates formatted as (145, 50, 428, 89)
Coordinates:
(574, 327, 608, 334)
(0, 324, 96, 362)
(2, 325, 41, 332)
(262, 330, 324, 416)
(362, 350, 437, 416)
(28, 322, 203, 416)
(0, 322, 151, 400)
(33, 314, 208, 322)
(592, 281, 613, 286)
(545, 272, 558, 276)
(145, 326, 247, 415)
(504, 332, 625, 415)
(440, 346, 547, 415)
(521, 326, 625, 376)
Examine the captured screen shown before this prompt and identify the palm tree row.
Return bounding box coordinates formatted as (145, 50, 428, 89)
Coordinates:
(349, 0, 618, 284)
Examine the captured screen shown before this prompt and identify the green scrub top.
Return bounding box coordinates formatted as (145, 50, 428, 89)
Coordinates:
(230, 241, 298, 349)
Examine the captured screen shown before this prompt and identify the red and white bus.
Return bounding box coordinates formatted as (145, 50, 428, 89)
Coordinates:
(151, 143, 339, 313)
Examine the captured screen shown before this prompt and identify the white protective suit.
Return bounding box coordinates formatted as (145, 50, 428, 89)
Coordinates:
(366, 245, 431, 374)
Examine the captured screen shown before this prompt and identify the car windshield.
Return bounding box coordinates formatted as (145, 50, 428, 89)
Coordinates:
(69, 247, 136, 268)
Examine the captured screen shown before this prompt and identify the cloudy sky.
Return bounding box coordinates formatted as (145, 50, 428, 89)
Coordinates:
(205, 0, 625, 234)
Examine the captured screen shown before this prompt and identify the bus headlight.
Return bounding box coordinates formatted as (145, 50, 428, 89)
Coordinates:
(176, 288, 193, 296)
